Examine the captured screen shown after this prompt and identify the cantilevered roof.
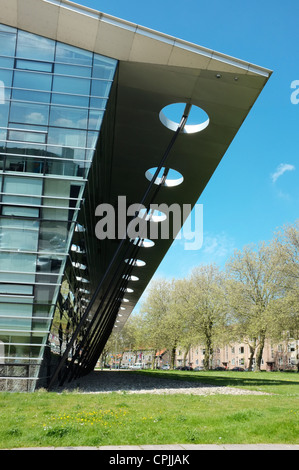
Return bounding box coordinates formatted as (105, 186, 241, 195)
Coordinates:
(2, 0, 271, 76)
(1, 0, 272, 333)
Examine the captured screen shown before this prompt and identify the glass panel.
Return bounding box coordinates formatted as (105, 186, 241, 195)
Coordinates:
(13, 70, 52, 91)
(16, 59, 53, 73)
(42, 207, 70, 222)
(51, 92, 89, 108)
(8, 129, 46, 144)
(39, 221, 68, 253)
(0, 32, 17, 57)
(91, 79, 112, 98)
(0, 102, 9, 128)
(87, 131, 99, 149)
(2, 206, 39, 218)
(0, 57, 14, 68)
(88, 110, 104, 131)
(47, 127, 87, 151)
(35, 285, 56, 303)
(9, 102, 50, 125)
(16, 31, 55, 62)
(49, 106, 88, 129)
(0, 219, 39, 250)
(0, 251, 37, 273)
(93, 55, 117, 80)
(53, 75, 91, 96)
(0, 272, 34, 283)
(36, 257, 63, 274)
(44, 179, 72, 198)
(2, 194, 40, 206)
(0, 68, 13, 88)
(55, 42, 92, 66)
(55, 63, 91, 78)
(90, 97, 107, 110)
(4, 176, 42, 196)
(45, 160, 84, 178)
(5, 155, 45, 175)
(9, 123, 48, 133)
(0, 284, 33, 295)
(0, 25, 17, 33)
(12, 88, 51, 104)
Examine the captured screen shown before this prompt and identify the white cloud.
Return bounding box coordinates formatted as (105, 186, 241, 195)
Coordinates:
(271, 163, 295, 183)
(202, 232, 236, 260)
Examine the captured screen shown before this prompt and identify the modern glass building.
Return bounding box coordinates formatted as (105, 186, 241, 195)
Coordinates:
(0, 0, 272, 391)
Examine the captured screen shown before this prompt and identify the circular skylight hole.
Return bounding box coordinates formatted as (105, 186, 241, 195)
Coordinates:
(145, 167, 184, 187)
(125, 259, 146, 267)
(138, 208, 167, 223)
(122, 298, 130, 303)
(120, 307, 126, 311)
(123, 274, 139, 282)
(131, 238, 155, 248)
(159, 102, 209, 134)
(125, 287, 134, 293)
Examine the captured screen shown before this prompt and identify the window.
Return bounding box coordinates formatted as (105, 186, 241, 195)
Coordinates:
(0, 284, 33, 295)
(16, 31, 55, 62)
(13, 70, 53, 92)
(9, 101, 50, 126)
(49, 106, 88, 129)
(16, 59, 53, 73)
(55, 42, 92, 66)
(239, 347, 244, 354)
(0, 31, 17, 57)
(93, 55, 117, 80)
(12, 88, 51, 105)
(0, 218, 39, 249)
(54, 63, 91, 78)
(53, 75, 91, 96)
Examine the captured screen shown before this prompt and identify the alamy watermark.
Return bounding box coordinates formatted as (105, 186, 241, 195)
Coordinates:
(95, 196, 203, 251)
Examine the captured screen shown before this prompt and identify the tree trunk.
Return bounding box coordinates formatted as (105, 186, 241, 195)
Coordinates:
(151, 350, 157, 369)
(204, 337, 212, 370)
(256, 335, 265, 370)
(248, 339, 257, 371)
(170, 346, 176, 370)
(183, 346, 190, 366)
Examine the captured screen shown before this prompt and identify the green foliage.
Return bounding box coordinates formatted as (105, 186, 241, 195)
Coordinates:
(114, 221, 298, 372)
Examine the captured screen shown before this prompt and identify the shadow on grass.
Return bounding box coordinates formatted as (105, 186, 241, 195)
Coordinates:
(135, 369, 299, 390)
(52, 369, 299, 394)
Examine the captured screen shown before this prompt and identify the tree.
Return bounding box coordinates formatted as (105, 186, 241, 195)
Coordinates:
(181, 264, 228, 370)
(273, 221, 299, 369)
(226, 241, 287, 370)
(141, 278, 189, 369)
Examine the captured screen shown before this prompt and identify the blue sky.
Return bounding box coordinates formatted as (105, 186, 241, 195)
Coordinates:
(78, 0, 299, 281)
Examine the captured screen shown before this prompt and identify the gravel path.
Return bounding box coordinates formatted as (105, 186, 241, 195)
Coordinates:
(52, 370, 268, 395)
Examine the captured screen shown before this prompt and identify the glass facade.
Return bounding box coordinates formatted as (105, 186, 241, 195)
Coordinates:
(0, 24, 117, 391)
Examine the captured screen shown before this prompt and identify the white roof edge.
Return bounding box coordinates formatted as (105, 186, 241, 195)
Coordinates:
(59, 0, 272, 77)
(2, 0, 272, 77)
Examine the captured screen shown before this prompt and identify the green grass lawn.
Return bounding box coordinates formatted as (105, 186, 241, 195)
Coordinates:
(0, 370, 298, 449)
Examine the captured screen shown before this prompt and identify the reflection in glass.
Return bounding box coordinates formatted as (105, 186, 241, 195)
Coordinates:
(0, 31, 17, 57)
(55, 42, 92, 66)
(14, 70, 52, 91)
(53, 75, 91, 96)
(49, 106, 88, 129)
(16, 31, 55, 62)
(9, 101, 50, 125)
